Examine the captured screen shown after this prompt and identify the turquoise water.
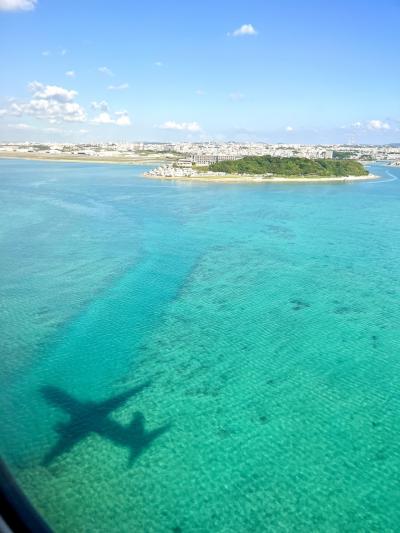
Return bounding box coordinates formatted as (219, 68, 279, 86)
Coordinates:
(1, 159, 400, 532)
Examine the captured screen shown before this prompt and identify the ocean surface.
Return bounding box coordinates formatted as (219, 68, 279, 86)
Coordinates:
(0, 159, 399, 532)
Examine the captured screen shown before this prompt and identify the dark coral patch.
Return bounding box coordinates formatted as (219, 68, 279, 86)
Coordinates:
(334, 306, 352, 315)
(290, 299, 310, 311)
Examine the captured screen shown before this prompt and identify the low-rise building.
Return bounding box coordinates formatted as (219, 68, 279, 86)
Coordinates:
(176, 159, 193, 168)
(192, 154, 241, 165)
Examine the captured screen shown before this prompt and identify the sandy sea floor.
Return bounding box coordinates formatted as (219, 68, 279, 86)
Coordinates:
(0, 160, 399, 532)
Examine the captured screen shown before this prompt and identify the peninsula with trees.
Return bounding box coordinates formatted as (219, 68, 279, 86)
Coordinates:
(145, 154, 375, 183)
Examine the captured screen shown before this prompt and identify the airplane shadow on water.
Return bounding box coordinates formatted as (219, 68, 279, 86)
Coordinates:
(40, 381, 170, 467)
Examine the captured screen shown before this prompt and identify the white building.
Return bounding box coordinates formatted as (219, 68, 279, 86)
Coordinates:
(176, 158, 193, 168)
(192, 154, 241, 165)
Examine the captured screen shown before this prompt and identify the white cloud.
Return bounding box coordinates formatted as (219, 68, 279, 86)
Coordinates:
(1, 80, 136, 132)
(3, 83, 130, 128)
(98, 66, 114, 76)
(367, 119, 391, 130)
(42, 49, 67, 57)
(65, 70, 76, 78)
(91, 100, 109, 112)
(154, 61, 163, 67)
(286, 126, 294, 132)
(158, 121, 201, 132)
(93, 110, 131, 126)
(0, 0, 36, 11)
(92, 113, 113, 124)
(229, 24, 258, 37)
(228, 92, 244, 101)
(7, 123, 34, 130)
(195, 89, 206, 96)
(44, 127, 62, 133)
(37, 101, 85, 122)
(107, 83, 129, 91)
(347, 119, 393, 132)
(5, 81, 87, 123)
(114, 111, 131, 126)
(28, 81, 77, 102)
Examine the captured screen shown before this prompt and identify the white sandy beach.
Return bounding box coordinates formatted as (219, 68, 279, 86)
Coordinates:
(144, 173, 379, 184)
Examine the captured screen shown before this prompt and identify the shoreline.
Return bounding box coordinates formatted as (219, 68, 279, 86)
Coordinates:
(0, 154, 379, 183)
(144, 173, 379, 184)
(0, 153, 166, 166)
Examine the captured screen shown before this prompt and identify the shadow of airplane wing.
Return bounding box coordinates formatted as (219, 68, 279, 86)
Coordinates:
(40, 386, 82, 413)
(96, 381, 151, 416)
(40, 382, 155, 467)
(41, 423, 81, 466)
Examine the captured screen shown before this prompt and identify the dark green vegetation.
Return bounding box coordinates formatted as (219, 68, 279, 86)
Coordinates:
(333, 151, 373, 162)
(209, 155, 368, 177)
(333, 150, 357, 159)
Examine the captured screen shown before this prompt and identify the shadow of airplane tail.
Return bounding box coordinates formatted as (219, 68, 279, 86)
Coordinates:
(39, 382, 170, 467)
(127, 413, 171, 466)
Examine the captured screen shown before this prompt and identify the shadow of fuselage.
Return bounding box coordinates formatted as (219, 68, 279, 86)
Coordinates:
(40, 382, 169, 467)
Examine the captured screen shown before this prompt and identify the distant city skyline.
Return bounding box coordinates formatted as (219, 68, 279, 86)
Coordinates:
(0, 0, 399, 143)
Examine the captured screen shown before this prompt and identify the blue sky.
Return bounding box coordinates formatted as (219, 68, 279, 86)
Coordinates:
(0, 0, 399, 143)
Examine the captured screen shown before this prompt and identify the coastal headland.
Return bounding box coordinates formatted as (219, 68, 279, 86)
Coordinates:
(145, 154, 378, 183)
(0, 152, 378, 183)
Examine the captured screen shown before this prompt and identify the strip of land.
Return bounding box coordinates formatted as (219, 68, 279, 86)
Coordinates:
(0, 151, 378, 183)
(144, 173, 378, 183)
(0, 152, 167, 165)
